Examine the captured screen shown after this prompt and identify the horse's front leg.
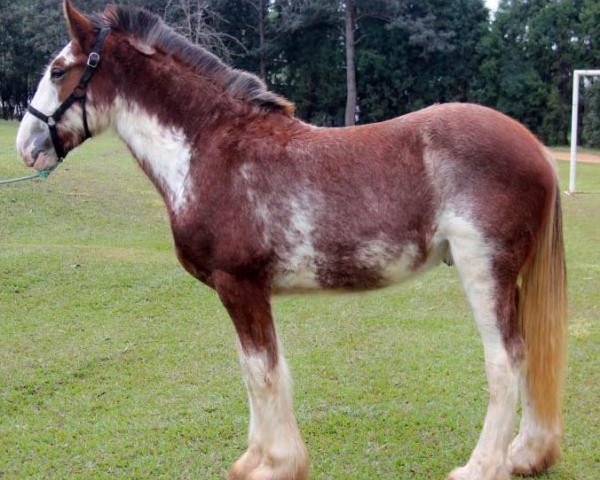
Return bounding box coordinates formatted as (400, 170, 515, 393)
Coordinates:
(213, 271, 309, 480)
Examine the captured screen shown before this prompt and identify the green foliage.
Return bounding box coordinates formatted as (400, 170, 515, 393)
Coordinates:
(541, 85, 568, 146)
(1, 0, 600, 142)
(269, 0, 346, 125)
(0, 0, 160, 119)
(0, 1, 67, 118)
(582, 81, 600, 148)
(471, 0, 600, 145)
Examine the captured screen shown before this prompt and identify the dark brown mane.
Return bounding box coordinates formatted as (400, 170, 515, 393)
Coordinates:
(90, 5, 294, 114)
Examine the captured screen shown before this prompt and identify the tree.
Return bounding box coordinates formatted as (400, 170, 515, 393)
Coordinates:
(243, 0, 270, 81)
(357, 0, 487, 122)
(163, 0, 236, 60)
(272, 0, 345, 125)
(582, 81, 600, 148)
(0, 1, 69, 119)
(0, 0, 162, 119)
(344, 0, 357, 125)
(208, 0, 274, 81)
(473, 0, 600, 144)
(3, 0, 598, 137)
(579, 0, 600, 64)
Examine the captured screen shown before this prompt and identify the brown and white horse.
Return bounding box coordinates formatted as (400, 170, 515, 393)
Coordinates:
(16, 2, 567, 479)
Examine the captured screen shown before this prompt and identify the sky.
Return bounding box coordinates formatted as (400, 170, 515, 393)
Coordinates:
(486, 0, 500, 11)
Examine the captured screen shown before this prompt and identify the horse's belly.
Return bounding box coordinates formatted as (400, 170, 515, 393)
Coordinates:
(271, 240, 441, 293)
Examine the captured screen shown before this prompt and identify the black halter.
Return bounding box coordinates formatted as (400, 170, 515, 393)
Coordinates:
(27, 27, 111, 161)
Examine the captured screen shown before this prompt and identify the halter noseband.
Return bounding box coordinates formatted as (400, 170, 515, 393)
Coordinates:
(27, 27, 111, 161)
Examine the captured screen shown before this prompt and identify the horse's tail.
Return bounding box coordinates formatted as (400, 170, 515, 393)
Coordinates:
(518, 171, 567, 428)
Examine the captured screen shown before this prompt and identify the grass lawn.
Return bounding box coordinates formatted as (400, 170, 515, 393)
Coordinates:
(1, 120, 598, 479)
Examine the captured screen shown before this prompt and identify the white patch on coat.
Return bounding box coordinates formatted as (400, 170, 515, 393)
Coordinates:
(441, 211, 517, 479)
(356, 234, 447, 287)
(84, 91, 113, 136)
(355, 237, 394, 268)
(113, 98, 192, 212)
(355, 238, 421, 284)
(235, 343, 307, 476)
(272, 192, 320, 290)
(382, 243, 421, 283)
(239, 163, 271, 243)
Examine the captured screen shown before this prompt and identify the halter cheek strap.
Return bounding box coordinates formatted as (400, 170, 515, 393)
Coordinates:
(27, 26, 111, 161)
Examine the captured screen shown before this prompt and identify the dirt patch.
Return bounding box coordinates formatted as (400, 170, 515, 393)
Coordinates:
(551, 150, 600, 164)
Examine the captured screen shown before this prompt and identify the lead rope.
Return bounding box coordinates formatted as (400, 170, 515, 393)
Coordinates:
(0, 164, 59, 185)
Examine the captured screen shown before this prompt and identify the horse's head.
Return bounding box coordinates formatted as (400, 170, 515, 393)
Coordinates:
(17, 1, 294, 174)
(16, 1, 115, 171)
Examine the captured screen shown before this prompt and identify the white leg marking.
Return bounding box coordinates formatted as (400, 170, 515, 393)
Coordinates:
(441, 212, 517, 480)
(507, 371, 561, 474)
(113, 98, 192, 212)
(234, 343, 307, 479)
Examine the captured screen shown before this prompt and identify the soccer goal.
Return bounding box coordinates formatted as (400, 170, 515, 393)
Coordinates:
(568, 69, 600, 194)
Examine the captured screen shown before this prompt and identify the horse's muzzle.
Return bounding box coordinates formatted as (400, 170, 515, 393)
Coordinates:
(18, 132, 53, 169)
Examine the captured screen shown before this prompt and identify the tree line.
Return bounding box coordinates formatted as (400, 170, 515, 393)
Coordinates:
(1, 0, 599, 146)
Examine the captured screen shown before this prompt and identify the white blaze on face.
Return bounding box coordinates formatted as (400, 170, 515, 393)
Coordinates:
(113, 98, 192, 212)
(16, 42, 89, 170)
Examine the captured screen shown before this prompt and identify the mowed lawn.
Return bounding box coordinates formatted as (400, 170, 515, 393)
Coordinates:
(1, 120, 598, 479)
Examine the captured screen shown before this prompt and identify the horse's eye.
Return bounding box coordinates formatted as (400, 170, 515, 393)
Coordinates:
(51, 69, 65, 79)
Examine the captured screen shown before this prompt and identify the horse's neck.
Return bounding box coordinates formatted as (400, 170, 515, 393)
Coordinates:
(112, 96, 194, 212)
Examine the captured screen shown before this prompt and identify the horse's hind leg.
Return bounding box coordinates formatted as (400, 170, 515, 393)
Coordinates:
(213, 271, 309, 480)
(445, 217, 523, 480)
(507, 371, 562, 475)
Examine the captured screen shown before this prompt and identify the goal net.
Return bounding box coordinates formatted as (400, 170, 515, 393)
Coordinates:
(568, 69, 600, 194)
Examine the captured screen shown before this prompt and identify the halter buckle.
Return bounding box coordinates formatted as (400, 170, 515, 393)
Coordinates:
(47, 117, 56, 127)
(87, 52, 100, 68)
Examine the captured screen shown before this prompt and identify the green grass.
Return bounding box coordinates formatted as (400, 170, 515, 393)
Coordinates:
(1, 120, 599, 479)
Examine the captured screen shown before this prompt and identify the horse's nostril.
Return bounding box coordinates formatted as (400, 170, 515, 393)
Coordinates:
(24, 155, 35, 167)
(31, 148, 43, 161)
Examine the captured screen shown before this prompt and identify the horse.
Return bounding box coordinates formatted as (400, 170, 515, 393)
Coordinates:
(16, 2, 567, 479)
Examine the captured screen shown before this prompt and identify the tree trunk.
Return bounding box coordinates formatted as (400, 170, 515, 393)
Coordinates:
(258, 0, 267, 82)
(344, 0, 357, 126)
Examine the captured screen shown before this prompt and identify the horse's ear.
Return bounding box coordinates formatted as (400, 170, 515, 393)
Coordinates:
(127, 38, 156, 56)
(64, 0, 93, 48)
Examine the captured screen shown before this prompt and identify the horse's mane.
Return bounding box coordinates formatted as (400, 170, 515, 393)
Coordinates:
(90, 5, 294, 115)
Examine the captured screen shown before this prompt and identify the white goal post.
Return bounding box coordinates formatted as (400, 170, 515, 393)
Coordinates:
(568, 69, 600, 194)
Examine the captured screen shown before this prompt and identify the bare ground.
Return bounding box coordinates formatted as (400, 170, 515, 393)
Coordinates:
(552, 150, 600, 164)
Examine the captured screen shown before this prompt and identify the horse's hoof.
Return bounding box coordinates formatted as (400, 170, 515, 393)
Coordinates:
(229, 464, 308, 480)
(228, 445, 309, 480)
(446, 464, 510, 480)
(229, 448, 262, 479)
(508, 434, 562, 476)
